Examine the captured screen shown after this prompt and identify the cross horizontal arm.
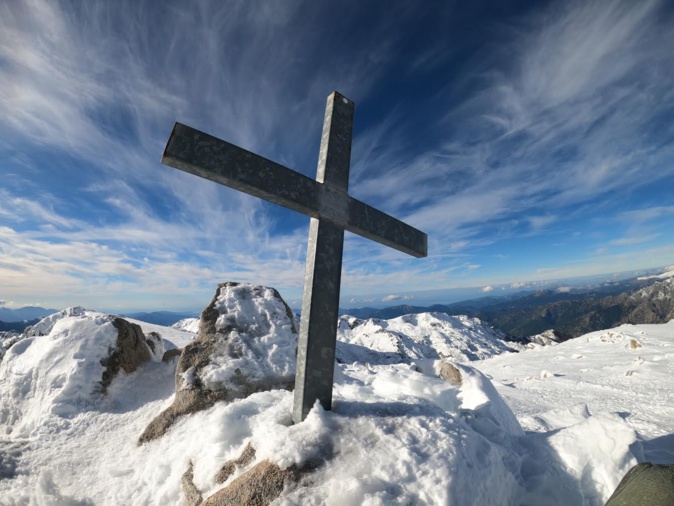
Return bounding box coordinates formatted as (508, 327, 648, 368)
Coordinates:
(162, 123, 427, 258)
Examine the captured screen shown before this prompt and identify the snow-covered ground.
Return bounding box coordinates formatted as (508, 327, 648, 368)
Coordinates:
(0, 298, 671, 505)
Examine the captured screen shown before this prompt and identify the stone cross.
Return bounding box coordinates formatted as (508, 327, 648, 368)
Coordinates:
(161, 92, 427, 423)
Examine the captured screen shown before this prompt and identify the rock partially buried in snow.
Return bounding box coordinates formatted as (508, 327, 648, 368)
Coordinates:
(203, 460, 304, 506)
(437, 361, 463, 386)
(0, 309, 156, 437)
(100, 318, 153, 393)
(139, 282, 298, 444)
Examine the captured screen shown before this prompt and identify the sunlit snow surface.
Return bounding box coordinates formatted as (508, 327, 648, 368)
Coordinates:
(0, 305, 672, 505)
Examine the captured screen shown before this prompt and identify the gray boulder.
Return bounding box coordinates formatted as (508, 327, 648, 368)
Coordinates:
(139, 282, 298, 444)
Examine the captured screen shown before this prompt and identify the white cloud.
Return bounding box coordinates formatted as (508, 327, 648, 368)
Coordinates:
(527, 215, 556, 231)
(620, 206, 674, 224)
(1, 0, 673, 310)
(482, 286, 495, 293)
(382, 294, 414, 302)
(511, 282, 527, 289)
(609, 236, 658, 247)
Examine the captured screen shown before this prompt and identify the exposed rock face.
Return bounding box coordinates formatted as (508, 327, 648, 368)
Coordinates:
(100, 318, 153, 393)
(161, 348, 182, 362)
(139, 282, 298, 444)
(475, 278, 674, 339)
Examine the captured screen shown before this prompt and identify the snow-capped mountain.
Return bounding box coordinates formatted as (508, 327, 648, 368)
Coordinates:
(0, 284, 669, 505)
(336, 312, 519, 365)
(637, 265, 674, 281)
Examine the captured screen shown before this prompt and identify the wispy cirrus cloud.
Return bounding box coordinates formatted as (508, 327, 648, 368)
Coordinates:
(355, 0, 674, 256)
(1, 0, 673, 310)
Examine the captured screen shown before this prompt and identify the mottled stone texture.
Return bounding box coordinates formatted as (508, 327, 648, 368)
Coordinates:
(100, 318, 152, 393)
(438, 361, 463, 386)
(182, 460, 203, 506)
(203, 460, 302, 506)
(605, 462, 674, 506)
(138, 282, 296, 445)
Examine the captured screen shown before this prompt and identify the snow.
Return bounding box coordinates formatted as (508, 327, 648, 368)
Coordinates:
(172, 317, 200, 334)
(336, 312, 518, 365)
(637, 266, 674, 280)
(188, 283, 298, 391)
(0, 292, 672, 505)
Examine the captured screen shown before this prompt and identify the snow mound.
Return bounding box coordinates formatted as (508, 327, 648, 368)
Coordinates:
(0, 310, 116, 436)
(337, 312, 516, 365)
(0, 309, 154, 438)
(172, 317, 200, 333)
(24, 306, 91, 337)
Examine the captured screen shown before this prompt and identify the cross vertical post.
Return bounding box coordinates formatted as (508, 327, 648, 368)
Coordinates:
(292, 93, 354, 423)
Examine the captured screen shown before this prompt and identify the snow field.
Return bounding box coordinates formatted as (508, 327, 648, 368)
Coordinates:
(0, 305, 669, 505)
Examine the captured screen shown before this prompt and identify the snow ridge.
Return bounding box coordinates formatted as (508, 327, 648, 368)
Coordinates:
(172, 317, 200, 333)
(337, 312, 517, 365)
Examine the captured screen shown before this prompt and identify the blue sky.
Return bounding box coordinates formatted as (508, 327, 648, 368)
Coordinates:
(1, 0, 674, 313)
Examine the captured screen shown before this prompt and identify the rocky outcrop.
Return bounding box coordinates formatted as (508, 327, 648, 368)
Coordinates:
(139, 282, 298, 444)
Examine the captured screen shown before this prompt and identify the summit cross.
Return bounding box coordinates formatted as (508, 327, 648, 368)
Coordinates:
(161, 91, 427, 423)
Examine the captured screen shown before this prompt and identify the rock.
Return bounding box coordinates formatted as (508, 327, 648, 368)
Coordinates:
(100, 318, 152, 393)
(203, 460, 302, 506)
(162, 348, 182, 363)
(139, 282, 298, 444)
(182, 460, 203, 506)
(216, 442, 257, 484)
(145, 331, 165, 361)
(438, 361, 462, 386)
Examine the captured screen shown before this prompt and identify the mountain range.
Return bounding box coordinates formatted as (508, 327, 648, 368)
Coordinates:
(340, 274, 674, 339)
(0, 306, 58, 323)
